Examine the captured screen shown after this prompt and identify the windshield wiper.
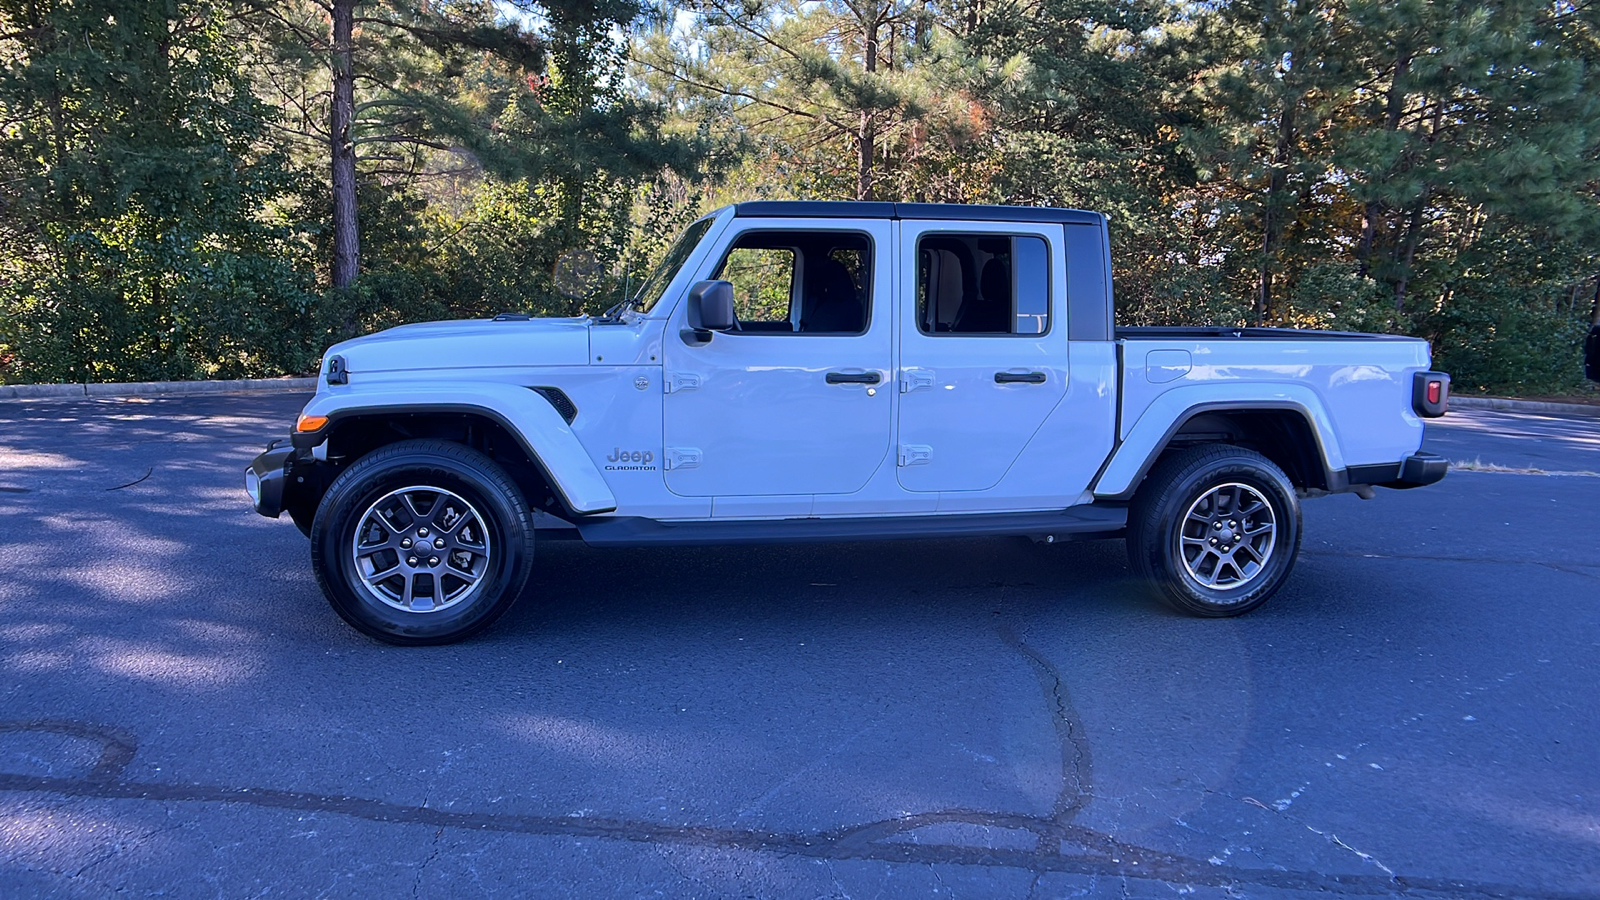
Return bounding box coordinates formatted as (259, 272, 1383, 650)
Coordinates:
(593, 295, 640, 324)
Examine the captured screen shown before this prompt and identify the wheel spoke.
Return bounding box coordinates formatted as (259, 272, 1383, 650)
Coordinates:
(446, 555, 481, 579)
(401, 492, 432, 526)
(350, 484, 493, 616)
(1178, 481, 1279, 593)
(357, 530, 399, 552)
(360, 557, 401, 583)
(1222, 557, 1245, 584)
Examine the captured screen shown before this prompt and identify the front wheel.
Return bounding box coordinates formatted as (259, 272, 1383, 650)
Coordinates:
(310, 440, 534, 644)
(1127, 445, 1302, 617)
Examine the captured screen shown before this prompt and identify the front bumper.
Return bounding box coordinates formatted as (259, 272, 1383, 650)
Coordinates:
(246, 440, 297, 518)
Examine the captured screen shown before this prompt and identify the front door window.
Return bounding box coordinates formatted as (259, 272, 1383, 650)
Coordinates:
(714, 231, 873, 334)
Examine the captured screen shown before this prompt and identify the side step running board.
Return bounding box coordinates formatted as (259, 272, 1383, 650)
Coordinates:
(572, 506, 1128, 548)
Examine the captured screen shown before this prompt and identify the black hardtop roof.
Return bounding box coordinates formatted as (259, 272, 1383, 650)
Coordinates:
(731, 200, 1103, 226)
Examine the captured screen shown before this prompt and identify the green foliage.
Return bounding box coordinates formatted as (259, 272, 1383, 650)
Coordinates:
(0, 0, 323, 382)
(722, 248, 795, 322)
(309, 174, 709, 344)
(1426, 280, 1592, 397)
(2, 0, 1597, 394)
(2, 218, 321, 382)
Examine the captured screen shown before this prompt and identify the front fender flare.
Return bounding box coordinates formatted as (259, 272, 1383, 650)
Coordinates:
(1093, 383, 1346, 499)
(294, 383, 617, 515)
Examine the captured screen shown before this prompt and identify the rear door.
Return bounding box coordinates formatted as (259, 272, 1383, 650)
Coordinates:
(895, 221, 1069, 493)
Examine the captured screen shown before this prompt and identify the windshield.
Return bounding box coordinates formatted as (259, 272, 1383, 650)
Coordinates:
(631, 217, 715, 314)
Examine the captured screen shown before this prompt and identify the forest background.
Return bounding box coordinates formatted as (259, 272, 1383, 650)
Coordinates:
(2, 0, 1598, 394)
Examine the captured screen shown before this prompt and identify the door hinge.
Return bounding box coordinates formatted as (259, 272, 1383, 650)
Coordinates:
(898, 444, 934, 467)
(664, 447, 702, 471)
(900, 368, 935, 394)
(664, 372, 702, 394)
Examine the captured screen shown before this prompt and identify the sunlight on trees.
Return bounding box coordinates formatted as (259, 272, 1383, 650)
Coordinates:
(1, 0, 1596, 393)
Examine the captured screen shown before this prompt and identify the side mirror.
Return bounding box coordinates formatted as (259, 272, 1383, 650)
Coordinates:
(684, 280, 735, 344)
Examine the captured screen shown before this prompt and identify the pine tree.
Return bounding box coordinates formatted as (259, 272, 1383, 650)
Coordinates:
(239, 0, 703, 296)
(239, 0, 548, 288)
(636, 0, 939, 201)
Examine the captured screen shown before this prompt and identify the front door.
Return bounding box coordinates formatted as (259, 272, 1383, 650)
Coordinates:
(662, 219, 893, 498)
(896, 222, 1070, 493)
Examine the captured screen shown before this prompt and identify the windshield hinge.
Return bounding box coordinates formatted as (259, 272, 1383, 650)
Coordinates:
(664, 372, 702, 394)
(899, 368, 935, 394)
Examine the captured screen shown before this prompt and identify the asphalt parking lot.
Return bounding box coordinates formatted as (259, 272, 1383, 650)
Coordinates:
(1, 394, 1597, 899)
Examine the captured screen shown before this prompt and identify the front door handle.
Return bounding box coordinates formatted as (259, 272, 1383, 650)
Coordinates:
(995, 371, 1047, 384)
(826, 371, 882, 385)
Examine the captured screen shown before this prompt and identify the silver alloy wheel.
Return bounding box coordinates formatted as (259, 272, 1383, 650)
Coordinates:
(350, 486, 492, 613)
(1178, 482, 1277, 591)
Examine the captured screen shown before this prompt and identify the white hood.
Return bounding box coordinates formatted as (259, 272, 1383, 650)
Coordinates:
(325, 317, 592, 374)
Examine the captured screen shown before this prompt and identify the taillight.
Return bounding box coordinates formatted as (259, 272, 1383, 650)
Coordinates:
(1412, 371, 1450, 418)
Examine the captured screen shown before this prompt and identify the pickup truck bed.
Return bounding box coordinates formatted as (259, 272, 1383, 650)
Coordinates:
(1107, 329, 1441, 500)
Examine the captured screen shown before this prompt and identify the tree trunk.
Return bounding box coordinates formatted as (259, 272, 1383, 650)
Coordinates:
(1393, 192, 1425, 313)
(330, 0, 361, 290)
(1256, 102, 1296, 325)
(856, 5, 880, 202)
(856, 113, 875, 202)
(1393, 100, 1442, 313)
(25, 1, 71, 219)
(1358, 54, 1410, 277)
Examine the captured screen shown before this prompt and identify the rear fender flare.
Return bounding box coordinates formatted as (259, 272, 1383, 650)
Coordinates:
(295, 383, 617, 515)
(1093, 384, 1345, 500)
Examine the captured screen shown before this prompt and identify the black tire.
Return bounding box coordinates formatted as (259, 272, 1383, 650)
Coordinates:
(1126, 444, 1302, 617)
(310, 439, 534, 645)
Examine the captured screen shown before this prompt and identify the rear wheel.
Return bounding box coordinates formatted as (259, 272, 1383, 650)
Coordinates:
(1127, 445, 1301, 617)
(310, 439, 534, 644)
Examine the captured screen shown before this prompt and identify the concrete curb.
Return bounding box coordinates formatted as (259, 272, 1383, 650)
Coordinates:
(1450, 396, 1600, 418)
(0, 377, 317, 401)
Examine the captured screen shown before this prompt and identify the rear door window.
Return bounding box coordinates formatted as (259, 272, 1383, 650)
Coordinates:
(916, 234, 1050, 336)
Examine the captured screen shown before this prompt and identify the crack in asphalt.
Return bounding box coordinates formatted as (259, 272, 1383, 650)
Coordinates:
(1, 765, 1589, 897)
(997, 624, 1093, 843)
(105, 466, 154, 491)
(1306, 825, 1396, 880)
(3, 714, 1594, 900)
(411, 827, 445, 898)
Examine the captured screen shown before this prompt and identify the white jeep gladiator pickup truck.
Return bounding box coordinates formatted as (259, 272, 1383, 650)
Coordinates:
(246, 201, 1451, 644)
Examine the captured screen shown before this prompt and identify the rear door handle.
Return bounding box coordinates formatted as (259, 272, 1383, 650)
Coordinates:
(826, 371, 882, 384)
(995, 371, 1047, 384)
